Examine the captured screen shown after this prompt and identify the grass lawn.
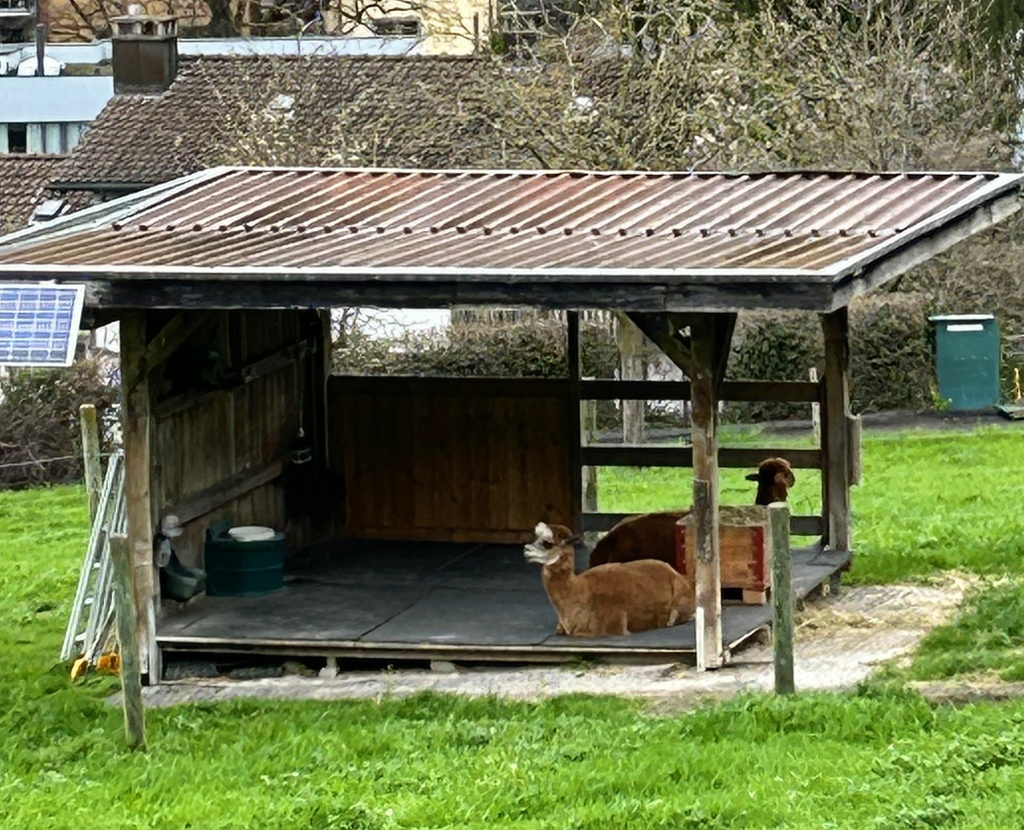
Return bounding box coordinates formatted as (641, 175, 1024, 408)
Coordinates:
(3, 427, 1024, 828)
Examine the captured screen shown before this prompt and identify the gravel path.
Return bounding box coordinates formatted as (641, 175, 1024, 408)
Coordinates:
(133, 576, 970, 709)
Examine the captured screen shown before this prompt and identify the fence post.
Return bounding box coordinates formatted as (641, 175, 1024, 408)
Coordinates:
(109, 533, 146, 750)
(770, 501, 795, 694)
(79, 404, 102, 524)
(809, 368, 821, 446)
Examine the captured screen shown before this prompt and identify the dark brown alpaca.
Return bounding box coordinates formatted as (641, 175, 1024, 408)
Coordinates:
(746, 457, 796, 505)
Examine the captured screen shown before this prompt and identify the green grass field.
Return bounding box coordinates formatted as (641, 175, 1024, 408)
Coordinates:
(2, 427, 1024, 829)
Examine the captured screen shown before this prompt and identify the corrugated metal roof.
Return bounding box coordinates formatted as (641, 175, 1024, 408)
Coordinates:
(0, 167, 1020, 284)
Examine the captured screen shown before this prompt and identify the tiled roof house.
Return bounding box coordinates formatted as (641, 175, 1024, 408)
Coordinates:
(52, 53, 513, 196)
(0, 155, 69, 231)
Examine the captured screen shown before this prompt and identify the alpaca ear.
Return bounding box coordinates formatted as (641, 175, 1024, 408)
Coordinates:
(565, 534, 582, 546)
(745, 473, 759, 482)
(775, 471, 795, 487)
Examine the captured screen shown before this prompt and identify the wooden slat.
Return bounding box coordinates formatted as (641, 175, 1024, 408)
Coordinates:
(579, 446, 822, 469)
(581, 512, 823, 536)
(329, 376, 571, 399)
(168, 456, 289, 526)
(153, 337, 316, 418)
(579, 379, 820, 403)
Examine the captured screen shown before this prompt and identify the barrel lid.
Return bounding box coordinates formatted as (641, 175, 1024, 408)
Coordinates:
(228, 525, 276, 542)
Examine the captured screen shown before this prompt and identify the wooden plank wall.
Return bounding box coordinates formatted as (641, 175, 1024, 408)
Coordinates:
(152, 310, 323, 568)
(329, 378, 573, 543)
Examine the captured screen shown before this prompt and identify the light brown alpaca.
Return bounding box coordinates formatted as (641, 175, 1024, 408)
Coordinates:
(746, 457, 796, 506)
(524, 522, 695, 637)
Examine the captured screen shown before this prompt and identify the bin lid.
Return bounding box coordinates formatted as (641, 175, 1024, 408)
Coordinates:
(928, 314, 995, 322)
(228, 525, 276, 542)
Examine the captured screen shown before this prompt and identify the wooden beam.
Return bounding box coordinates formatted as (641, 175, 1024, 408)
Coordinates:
(84, 278, 837, 314)
(581, 511, 823, 537)
(109, 533, 146, 750)
(624, 312, 696, 374)
(829, 193, 1023, 310)
(710, 313, 738, 391)
(153, 338, 318, 418)
(119, 312, 157, 682)
(822, 308, 852, 551)
(167, 456, 289, 526)
(689, 316, 723, 669)
(567, 311, 583, 532)
(769, 502, 795, 694)
(328, 376, 571, 399)
(121, 311, 211, 388)
(579, 446, 822, 470)
(579, 379, 821, 402)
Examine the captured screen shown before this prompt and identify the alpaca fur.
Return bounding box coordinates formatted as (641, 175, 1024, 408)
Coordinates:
(587, 511, 685, 568)
(745, 457, 796, 505)
(587, 457, 796, 568)
(525, 522, 694, 637)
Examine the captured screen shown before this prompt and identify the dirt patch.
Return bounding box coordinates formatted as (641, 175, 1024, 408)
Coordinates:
(131, 576, 972, 709)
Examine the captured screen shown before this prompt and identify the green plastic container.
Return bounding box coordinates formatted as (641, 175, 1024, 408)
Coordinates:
(204, 521, 285, 597)
(930, 314, 1001, 411)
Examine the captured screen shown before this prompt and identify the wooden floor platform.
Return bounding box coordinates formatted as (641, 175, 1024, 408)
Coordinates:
(157, 540, 852, 665)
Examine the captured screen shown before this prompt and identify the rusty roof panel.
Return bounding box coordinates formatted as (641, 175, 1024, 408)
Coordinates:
(0, 167, 1019, 280)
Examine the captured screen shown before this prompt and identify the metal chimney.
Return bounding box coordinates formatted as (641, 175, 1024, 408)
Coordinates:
(111, 12, 178, 94)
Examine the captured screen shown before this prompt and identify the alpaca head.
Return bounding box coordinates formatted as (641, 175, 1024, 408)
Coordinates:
(523, 522, 579, 565)
(745, 457, 796, 505)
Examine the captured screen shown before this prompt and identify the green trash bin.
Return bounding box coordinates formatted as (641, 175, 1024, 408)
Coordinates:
(930, 314, 1000, 411)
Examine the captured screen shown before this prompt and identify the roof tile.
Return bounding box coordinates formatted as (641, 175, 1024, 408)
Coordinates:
(55, 55, 509, 187)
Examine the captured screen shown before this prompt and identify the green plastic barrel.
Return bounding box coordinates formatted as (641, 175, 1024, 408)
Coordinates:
(204, 521, 285, 597)
(930, 314, 1000, 411)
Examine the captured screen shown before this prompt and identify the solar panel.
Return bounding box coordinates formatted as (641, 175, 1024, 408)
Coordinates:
(0, 283, 86, 368)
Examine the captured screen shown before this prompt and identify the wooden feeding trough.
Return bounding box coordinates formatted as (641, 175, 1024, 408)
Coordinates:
(676, 506, 771, 605)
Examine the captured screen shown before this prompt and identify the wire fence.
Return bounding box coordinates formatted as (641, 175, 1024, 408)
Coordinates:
(0, 451, 118, 471)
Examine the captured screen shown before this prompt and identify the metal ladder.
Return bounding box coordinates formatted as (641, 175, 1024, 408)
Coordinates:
(61, 451, 126, 664)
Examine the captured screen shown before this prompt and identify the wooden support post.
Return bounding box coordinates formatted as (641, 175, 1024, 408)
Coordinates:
(109, 533, 146, 750)
(79, 403, 102, 524)
(809, 367, 821, 446)
(567, 311, 583, 533)
(821, 309, 852, 552)
(120, 313, 158, 682)
(581, 393, 599, 513)
(690, 317, 723, 670)
(769, 501, 795, 694)
(626, 312, 734, 669)
(614, 313, 646, 445)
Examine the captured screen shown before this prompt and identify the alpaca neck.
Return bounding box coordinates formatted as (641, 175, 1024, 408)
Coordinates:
(541, 548, 580, 609)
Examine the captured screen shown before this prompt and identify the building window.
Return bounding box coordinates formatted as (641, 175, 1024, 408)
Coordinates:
(370, 16, 421, 37)
(7, 124, 27, 153)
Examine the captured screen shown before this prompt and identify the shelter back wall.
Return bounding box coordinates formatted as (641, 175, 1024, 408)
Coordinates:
(328, 377, 574, 543)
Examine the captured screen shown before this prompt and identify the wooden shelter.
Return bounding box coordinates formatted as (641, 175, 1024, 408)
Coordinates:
(0, 166, 1019, 681)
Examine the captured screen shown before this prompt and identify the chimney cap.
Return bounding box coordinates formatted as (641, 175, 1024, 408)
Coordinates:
(111, 13, 178, 40)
